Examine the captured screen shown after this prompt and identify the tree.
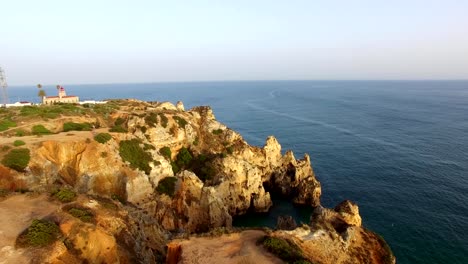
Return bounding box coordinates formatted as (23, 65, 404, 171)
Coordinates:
(38, 89, 46, 102)
(37, 84, 42, 89)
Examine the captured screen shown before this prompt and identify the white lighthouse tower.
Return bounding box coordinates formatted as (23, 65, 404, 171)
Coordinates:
(58, 85, 66, 99)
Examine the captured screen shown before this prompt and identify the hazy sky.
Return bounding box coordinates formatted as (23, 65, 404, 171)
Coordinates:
(2, 0, 468, 85)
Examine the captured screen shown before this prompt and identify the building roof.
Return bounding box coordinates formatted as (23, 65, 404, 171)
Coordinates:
(45, 95, 78, 99)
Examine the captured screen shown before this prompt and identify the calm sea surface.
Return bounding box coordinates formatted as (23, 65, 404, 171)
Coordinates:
(9, 81, 468, 264)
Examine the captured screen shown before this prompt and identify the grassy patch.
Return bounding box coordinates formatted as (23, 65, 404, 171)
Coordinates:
(13, 140, 26, 147)
(15, 129, 27, 137)
(114, 117, 126, 126)
(171, 149, 216, 182)
(119, 139, 153, 175)
(53, 188, 76, 203)
(226, 146, 234, 154)
(0, 119, 16, 131)
(1, 148, 30, 172)
(109, 125, 127, 133)
(156, 177, 177, 197)
(159, 113, 168, 128)
(17, 219, 61, 247)
(212, 128, 223, 135)
(258, 236, 310, 263)
(1, 145, 11, 152)
(173, 116, 188, 128)
(67, 207, 93, 222)
(94, 132, 112, 144)
(32, 125, 52, 135)
(159, 146, 171, 160)
(20, 104, 83, 119)
(145, 112, 158, 127)
(171, 147, 192, 174)
(63, 122, 92, 132)
(143, 143, 155, 151)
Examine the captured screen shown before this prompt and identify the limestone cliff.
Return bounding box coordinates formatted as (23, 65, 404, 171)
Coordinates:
(0, 99, 394, 263)
(3, 100, 320, 233)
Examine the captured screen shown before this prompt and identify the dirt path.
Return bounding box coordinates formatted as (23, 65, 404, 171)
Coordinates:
(0, 194, 59, 264)
(176, 230, 283, 264)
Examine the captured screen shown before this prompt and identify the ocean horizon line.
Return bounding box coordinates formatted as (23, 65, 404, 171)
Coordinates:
(9, 79, 468, 88)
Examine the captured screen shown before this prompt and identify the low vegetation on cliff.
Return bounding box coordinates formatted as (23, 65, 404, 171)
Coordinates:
(119, 139, 153, 175)
(52, 188, 77, 203)
(31, 124, 52, 135)
(1, 148, 30, 172)
(63, 122, 93, 132)
(16, 219, 61, 247)
(0, 119, 16, 131)
(94, 132, 112, 144)
(258, 236, 311, 264)
(66, 207, 94, 223)
(156, 177, 178, 197)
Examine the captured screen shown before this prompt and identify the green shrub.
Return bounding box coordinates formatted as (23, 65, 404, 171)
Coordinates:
(15, 129, 27, 137)
(67, 208, 93, 222)
(170, 161, 180, 174)
(1, 145, 11, 152)
(111, 194, 126, 204)
(63, 122, 92, 132)
(53, 188, 76, 203)
(145, 113, 158, 127)
(1, 148, 30, 172)
(13, 140, 26, 147)
(32, 125, 52, 135)
(226, 146, 234, 154)
(258, 236, 310, 263)
(156, 177, 177, 197)
(193, 137, 199, 146)
(94, 132, 112, 144)
(119, 139, 153, 175)
(114, 117, 126, 126)
(0, 119, 16, 131)
(174, 149, 216, 182)
(159, 146, 171, 160)
(100, 152, 108, 158)
(143, 143, 155, 151)
(140, 125, 147, 133)
(173, 116, 188, 128)
(17, 219, 60, 247)
(212, 128, 223, 135)
(109, 125, 127, 133)
(173, 147, 192, 169)
(159, 113, 168, 128)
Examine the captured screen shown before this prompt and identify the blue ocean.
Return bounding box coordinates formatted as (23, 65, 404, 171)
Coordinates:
(8, 81, 468, 264)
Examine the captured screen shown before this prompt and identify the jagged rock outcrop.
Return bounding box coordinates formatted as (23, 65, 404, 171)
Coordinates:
(276, 215, 298, 230)
(271, 201, 394, 264)
(152, 171, 232, 232)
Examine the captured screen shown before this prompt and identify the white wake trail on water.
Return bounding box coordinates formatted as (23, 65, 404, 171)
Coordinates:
(246, 89, 402, 149)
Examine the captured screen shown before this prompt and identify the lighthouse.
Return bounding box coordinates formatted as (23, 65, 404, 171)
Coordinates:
(58, 86, 66, 99)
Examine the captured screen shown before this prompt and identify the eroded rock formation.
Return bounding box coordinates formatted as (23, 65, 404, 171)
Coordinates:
(0, 99, 394, 263)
